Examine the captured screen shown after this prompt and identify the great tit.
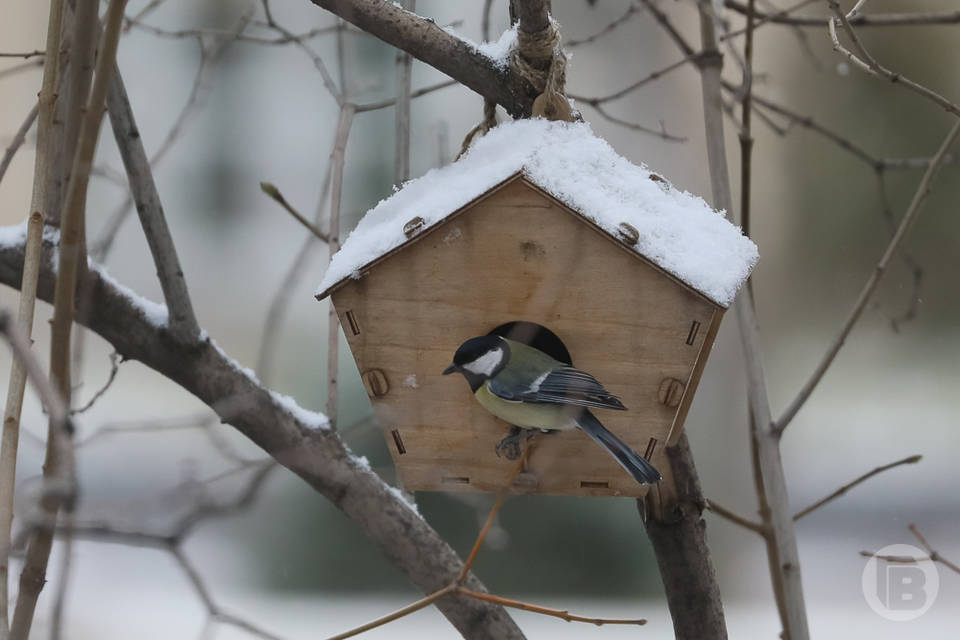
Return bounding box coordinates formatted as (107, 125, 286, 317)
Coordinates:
(443, 335, 661, 485)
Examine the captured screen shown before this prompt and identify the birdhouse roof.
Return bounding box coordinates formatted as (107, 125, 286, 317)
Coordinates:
(315, 119, 758, 307)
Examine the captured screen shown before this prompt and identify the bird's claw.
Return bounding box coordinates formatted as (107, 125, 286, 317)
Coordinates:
(495, 426, 537, 460)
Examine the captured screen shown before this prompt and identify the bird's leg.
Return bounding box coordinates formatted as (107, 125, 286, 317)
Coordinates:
(495, 426, 534, 460)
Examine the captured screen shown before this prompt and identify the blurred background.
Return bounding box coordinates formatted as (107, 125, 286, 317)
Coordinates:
(0, 0, 957, 638)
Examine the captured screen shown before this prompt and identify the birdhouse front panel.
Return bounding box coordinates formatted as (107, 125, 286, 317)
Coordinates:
(331, 176, 721, 498)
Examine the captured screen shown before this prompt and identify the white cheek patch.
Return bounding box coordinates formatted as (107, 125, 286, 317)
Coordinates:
(463, 349, 503, 376)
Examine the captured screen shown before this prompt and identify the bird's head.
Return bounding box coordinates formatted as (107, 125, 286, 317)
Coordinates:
(443, 335, 509, 383)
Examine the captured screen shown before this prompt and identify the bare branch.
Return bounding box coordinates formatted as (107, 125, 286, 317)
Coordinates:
(909, 524, 960, 575)
(260, 182, 330, 242)
(11, 3, 128, 637)
(107, 68, 202, 345)
(93, 14, 247, 260)
(394, 0, 414, 185)
(308, 0, 539, 117)
(776, 120, 960, 432)
(567, 2, 643, 47)
(325, 105, 355, 430)
(0, 239, 525, 639)
(705, 499, 766, 535)
(71, 351, 121, 415)
(827, 2, 960, 117)
(643, 434, 728, 639)
(793, 455, 922, 520)
(458, 588, 647, 626)
(692, 0, 810, 636)
(0, 104, 38, 187)
(727, 0, 960, 27)
(0, 0, 65, 624)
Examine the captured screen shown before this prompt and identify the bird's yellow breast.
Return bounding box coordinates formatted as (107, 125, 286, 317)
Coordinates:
(474, 383, 579, 431)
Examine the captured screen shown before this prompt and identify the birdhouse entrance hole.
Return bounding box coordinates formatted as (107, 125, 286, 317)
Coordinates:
(487, 321, 572, 365)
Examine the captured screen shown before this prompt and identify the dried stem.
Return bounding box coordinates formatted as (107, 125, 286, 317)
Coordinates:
(793, 455, 922, 521)
(324, 105, 355, 430)
(456, 588, 647, 626)
(10, 2, 128, 638)
(0, 0, 65, 635)
(330, 448, 531, 640)
(327, 585, 457, 640)
(776, 119, 960, 432)
(457, 450, 530, 583)
(394, 0, 414, 185)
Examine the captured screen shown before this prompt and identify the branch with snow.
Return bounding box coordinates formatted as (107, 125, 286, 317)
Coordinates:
(0, 237, 523, 640)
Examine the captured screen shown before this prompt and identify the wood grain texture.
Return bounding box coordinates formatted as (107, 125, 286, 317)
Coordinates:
(333, 178, 719, 497)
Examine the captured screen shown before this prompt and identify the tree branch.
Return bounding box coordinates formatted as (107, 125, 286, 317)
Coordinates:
(793, 455, 922, 521)
(0, 240, 525, 640)
(726, 0, 960, 27)
(307, 0, 539, 117)
(692, 1, 810, 637)
(775, 119, 960, 432)
(107, 66, 202, 345)
(642, 434, 728, 640)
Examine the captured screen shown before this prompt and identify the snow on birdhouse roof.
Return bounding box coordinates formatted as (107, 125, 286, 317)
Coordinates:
(316, 119, 758, 307)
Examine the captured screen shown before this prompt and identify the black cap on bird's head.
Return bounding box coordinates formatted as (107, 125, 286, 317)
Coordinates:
(442, 335, 509, 382)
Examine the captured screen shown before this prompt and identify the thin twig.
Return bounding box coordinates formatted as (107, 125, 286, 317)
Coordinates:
(324, 105, 355, 430)
(727, 0, 960, 27)
(567, 2, 643, 47)
(570, 52, 697, 105)
(776, 119, 960, 432)
(255, 166, 333, 384)
(394, 0, 414, 186)
(909, 524, 960, 575)
(705, 499, 766, 535)
(827, 2, 960, 117)
(0, 104, 38, 187)
(0, 0, 65, 634)
(327, 584, 457, 640)
(93, 13, 249, 260)
(692, 1, 810, 637)
(353, 79, 457, 112)
(260, 182, 330, 242)
(793, 455, 921, 520)
(71, 352, 121, 415)
(457, 450, 530, 583)
(457, 588, 647, 626)
(720, 0, 818, 40)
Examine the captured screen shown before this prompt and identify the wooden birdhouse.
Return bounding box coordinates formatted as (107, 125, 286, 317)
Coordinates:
(316, 119, 757, 499)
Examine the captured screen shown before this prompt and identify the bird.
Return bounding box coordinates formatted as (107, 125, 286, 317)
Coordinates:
(443, 334, 661, 485)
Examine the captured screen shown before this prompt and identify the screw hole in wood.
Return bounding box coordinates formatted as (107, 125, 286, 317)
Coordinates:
(441, 476, 470, 485)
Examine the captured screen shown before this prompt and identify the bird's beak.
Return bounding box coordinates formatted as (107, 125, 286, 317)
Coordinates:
(442, 364, 457, 375)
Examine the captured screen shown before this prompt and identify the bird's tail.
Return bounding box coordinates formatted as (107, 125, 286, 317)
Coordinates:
(577, 410, 662, 485)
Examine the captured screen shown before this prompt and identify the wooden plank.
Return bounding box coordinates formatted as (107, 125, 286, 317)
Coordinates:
(333, 179, 719, 497)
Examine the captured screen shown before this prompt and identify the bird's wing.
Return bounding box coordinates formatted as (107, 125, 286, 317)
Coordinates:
(489, 365, 627, 410)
